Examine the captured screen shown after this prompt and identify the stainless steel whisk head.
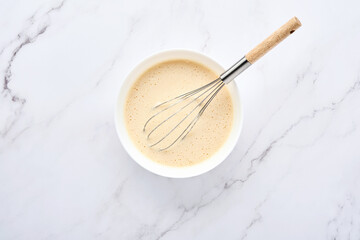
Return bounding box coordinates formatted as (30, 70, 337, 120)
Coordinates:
(142, 17, 302, 150)
(143, 78, 225, 151)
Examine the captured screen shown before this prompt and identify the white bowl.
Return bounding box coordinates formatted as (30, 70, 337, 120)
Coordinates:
(115, 49, 243, 178)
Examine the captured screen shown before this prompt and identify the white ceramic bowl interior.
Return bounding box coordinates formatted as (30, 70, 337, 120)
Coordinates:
(115, 49, 243, 178)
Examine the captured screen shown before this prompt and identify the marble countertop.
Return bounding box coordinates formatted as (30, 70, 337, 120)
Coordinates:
(1, 0, 360, 239)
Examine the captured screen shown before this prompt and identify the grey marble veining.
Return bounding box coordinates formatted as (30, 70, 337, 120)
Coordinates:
(1, 0, 360, 239)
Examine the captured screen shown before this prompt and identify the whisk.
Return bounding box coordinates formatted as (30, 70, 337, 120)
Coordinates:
(143, 17, 302, 151)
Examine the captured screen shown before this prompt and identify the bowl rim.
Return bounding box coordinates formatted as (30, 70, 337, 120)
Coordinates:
(114, 49, 243, 178)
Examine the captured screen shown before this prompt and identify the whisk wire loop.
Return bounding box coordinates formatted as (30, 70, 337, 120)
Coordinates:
(144, 78, 225, 150)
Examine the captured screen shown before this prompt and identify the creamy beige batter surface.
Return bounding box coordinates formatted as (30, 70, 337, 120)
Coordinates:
(124, 59, 233, 167)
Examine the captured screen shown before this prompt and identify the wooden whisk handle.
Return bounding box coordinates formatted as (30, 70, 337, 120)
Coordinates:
(220, 17, 301, 84)
(245, 17, 302, 64)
